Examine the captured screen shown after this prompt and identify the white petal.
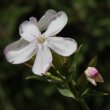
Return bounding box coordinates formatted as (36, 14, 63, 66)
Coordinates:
(32, 45, 52, 76)
(5, 42, 37, 64)
(29, 17, 37, 24)
(47, 37, 77, 56)
(19, 18, 41, 42)
(37, 9, 56, 31)
(87, 77, 97, 86)
(43, 11, 68, 37)
(4, 38, 28, 55)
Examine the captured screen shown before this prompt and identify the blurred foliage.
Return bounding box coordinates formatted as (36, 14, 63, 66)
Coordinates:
(0, 0, 110, 110)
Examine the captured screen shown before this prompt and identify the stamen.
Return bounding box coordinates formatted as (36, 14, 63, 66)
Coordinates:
(37, 35, 46, 44)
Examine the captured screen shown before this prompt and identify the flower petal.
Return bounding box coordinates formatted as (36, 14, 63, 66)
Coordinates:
(5, 42, 37, 64)
(87, 77, 97, 86)
(43, 11, 68, 37)
(19, 17, 41, 42)
(29, 17, 37, 24)
(37, 9, 56, 31)
(4, 38, 28, 55)
(47, 37, 77, 56)
(32, 45, 52, 76)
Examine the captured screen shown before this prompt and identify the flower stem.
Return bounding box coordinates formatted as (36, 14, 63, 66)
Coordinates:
(24, 63, 32, 68)
(78, 99, 90, 110)
(66, 80, 90, 110)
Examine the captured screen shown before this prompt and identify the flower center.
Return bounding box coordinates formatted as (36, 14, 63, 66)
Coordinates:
(37, 35, 46, 44)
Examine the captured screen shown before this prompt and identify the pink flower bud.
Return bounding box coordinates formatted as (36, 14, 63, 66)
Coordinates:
(87, 67, 99, 78)
(85, 67, 104, 86)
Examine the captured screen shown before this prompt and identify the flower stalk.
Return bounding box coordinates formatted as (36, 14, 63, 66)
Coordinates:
(64, 77, 91, 110)
(78, 99, 90, 110)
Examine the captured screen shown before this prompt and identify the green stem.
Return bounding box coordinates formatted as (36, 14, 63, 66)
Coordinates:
(52, 64, 90, 110)
(78, 99, 90, 110)
(66, 80, 90, 110)
(67, 83, 90, 110)
(52, 64, 65, 80)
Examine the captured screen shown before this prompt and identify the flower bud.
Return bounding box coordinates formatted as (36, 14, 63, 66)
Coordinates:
(85, 67, 104, 86)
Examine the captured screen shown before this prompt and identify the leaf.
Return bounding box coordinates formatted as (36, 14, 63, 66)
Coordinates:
(26, 72, 63, 83)
(88, 56, 98, 67)
(25, 75, 45, 80)
(69, 44, 83, 73)
(58, 88, 75, 99)
(25, 72, 51, 81)
(77, 73, 89, 96)
(78, 73, 88, 87)
(88, 90, 108, 96)
(44, 73, 63, 83)
(81, 89, 108, 97)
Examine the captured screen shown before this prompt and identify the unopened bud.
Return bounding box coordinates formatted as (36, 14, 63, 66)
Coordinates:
(85, 67, 104, 86)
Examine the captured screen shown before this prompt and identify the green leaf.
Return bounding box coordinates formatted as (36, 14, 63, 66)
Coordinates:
(26, 72, 63, 83)
(25, 75, 46, 80)
(81, 89, 108, 97)
(58, 88, 75, 99)
(78, 73, 88, 87)
(77, 73, 88, 96)
(44, 73, 63, 83)
(88, 90, 108, 96)
(25, 72, 51, 81)
(69, 44, 83, 73)
(88, 56, 98, 67)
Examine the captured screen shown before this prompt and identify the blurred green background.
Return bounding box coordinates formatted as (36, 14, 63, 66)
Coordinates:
(0, 0, 110, 110)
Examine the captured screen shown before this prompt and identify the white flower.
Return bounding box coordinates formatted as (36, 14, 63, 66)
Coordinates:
(85, 67, 104, 86)
(4, 9, 77, 76)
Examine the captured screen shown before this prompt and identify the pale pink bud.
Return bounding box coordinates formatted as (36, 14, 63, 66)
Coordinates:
(87, 67, 98, 78)
(85, 67, 104, 86)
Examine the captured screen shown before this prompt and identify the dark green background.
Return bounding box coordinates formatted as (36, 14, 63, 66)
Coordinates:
(0, 0, 110, 110)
